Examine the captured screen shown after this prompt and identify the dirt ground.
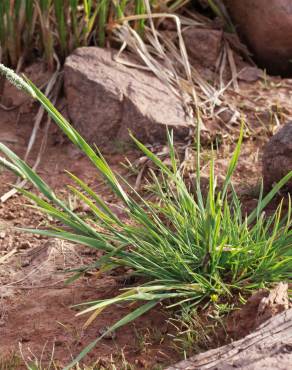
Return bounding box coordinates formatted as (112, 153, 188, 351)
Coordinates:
(0, 67, 292, 369)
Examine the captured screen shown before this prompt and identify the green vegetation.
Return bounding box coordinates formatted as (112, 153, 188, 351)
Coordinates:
(0, 0, 149, 68)
(0, 0, 231, 69)
(0, 0, 193, 69)
(0, 65, 291, 367)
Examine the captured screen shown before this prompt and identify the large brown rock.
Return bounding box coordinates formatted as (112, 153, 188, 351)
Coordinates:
(225, 0, 292, 76)
(262, 122, 292, 192)
(64, 47, 189, 148)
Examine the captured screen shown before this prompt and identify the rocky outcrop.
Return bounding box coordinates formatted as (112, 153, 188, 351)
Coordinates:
(225, 0, 292, 76)
(64, 47, 189, 148)
(262, 122, 292, 192)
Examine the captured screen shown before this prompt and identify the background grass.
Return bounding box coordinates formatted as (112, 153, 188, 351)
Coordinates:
(0, 0, 228, 69)
(0, 0, 172, 68)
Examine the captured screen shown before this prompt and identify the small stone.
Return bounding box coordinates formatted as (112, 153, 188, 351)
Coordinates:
(218, 109, 234, 124)
(20, 336, 30, 343)
(98, 326, 117, 340)
(18, 241, 31, 250)
(5, 212, 15, 220)
(182, 28, 222, 70)
(0, 231, 6, 239)
(238, 66, 264, 82)
(21, 259, 30, 267)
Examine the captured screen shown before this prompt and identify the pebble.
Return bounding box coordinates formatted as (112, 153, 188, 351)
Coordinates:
(20, 336, 30, 343)
(18, 241, 32, 250)
(4, 212, 15, 220)
(21, 259, 30, 267)
(98, 326, 117, 340)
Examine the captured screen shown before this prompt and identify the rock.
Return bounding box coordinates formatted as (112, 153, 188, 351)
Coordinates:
(224, 0, 292, 76)
(238, 66, 264, 82)
(4, 211, 15, 220)
(262, 122, 292, 192)
(64, 47, 189, 148)
(183, 28, 222, 70)
(98, 326, 116, 340)
(18, 241, 32, 250)
(21, 259, 30, 268)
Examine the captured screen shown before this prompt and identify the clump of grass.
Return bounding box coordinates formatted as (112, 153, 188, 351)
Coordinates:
(0, 351, 21, 370)
(0, 66, 292, 368)
(0, 0, 36, 67)
(0, 1, 233, 68)
(168, 308, 211, 357)
(0, 0, 153, 68)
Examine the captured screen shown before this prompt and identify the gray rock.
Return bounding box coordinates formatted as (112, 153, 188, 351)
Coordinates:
(262, 122, 292, 192)
(225, 0, 292, 76)
(64, 47, 189, 148)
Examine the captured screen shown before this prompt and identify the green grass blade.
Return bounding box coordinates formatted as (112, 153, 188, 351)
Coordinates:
(221, 122, 244, 199)
(247, 171, 292, 225)
(63, 300, 157, 370)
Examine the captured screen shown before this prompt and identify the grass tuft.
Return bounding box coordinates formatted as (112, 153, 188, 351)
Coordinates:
(0, 67, 292, 367)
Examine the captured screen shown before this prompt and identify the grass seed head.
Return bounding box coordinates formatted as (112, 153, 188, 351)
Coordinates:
(0, 64, 36, 98)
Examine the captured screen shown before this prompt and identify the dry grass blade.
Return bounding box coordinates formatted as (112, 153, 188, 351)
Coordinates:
(226, 40, 239, 91)
(1, 55, 61, 203)
(114, 12, 197, 129)
(113, 2, 240, 129)
(0, 248, 17, 264)
(24, 54, 61, 163)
